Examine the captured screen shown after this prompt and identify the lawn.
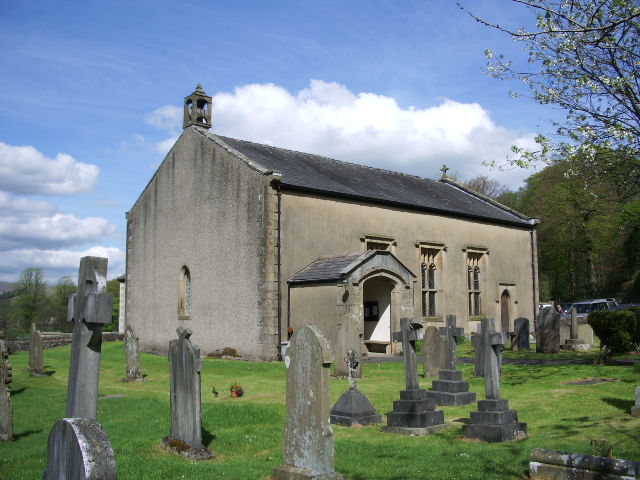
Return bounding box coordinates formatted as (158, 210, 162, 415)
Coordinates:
(0, 341, 639, 479)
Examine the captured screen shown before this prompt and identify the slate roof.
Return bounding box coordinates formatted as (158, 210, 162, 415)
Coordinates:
(288, 253, 367, 284)
(198, 129, 535, 228)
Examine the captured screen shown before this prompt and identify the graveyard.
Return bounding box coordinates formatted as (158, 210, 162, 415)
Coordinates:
(1, 337, 639, 479)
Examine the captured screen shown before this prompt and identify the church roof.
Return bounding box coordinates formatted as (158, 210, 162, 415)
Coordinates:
(288, 252, 365, 284)
(197, 128, 535, 228)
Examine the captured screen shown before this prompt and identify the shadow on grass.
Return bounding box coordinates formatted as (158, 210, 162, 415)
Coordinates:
(602, 396, 634, 412)
(201, 426, 215, 448)
(42, 370, 56, 376)
(13, 429, 42, 440)
(10, 387, 27, 396)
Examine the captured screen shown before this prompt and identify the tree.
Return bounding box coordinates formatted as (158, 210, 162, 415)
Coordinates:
(463, 176, 510, 199)
(52, 276, 76, 324)
(460, 0, 640, 166)
(105, 278, 120, 332)
(11, 268, 49, 329)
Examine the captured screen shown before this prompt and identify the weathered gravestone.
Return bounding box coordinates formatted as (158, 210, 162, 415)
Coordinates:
(26, 323, 44, 376)
(330, 349, 381, 427)
(43, 418, 117, 480)
(422, 326, 447, 378)
(530, 448, 640, 480)
(425, 315, 476, 406)
(463, 318, 527, 442)
(273, 324, 343, 480)
(562, 307, 589, 351)
(536, 307, 560, 354)
(513, 317, 530, 350)
(382, 318, 446, 436)
(43, 256, 117, 479)
(66, 256, 114, 419)
(631, 386, 640, 417)
(162, 327, 213, 459)
(123, 323, 143, 382)
(0, 339, 12, 441)
(471, 319, 490, 377)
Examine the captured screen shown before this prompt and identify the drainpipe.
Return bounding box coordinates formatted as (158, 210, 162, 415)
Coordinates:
(529, 219, 540, 323)
(276, 185, 283, 359)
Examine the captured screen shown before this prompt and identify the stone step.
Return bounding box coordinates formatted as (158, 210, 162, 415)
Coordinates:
(431, 379, 470, 393)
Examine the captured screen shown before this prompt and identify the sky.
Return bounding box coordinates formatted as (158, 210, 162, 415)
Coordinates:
(0, 0, 562, 284)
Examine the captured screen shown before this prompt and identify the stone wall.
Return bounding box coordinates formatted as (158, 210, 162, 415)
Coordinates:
(6, 332, 123, 355)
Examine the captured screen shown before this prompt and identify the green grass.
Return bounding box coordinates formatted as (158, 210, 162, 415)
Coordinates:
(1, 342, 639, 479)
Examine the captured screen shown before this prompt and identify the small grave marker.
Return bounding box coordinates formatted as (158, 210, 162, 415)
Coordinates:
(27, 323, 44, 376)
(0, 339, 12, 441)
(422, 326, 447, 378)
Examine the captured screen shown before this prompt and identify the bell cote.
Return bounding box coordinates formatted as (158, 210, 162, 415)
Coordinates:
(183, 84, 212, 129)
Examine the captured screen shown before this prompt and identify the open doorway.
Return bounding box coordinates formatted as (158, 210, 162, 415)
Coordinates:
(363, 276, 394, 354)
(500, 289, 511, 333)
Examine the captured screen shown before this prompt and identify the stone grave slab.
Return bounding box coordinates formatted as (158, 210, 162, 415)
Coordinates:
(27, 323, 44, 376)
(123, 323, 143, 382)
(536, 308, 560, 353)
(382, 318, 446, 436)
(0, 339, 12, 441)
(43, 418, 116, 480)
(632, 386, 640, 417)
(422, 326, 447, 378)
(513, 317, 530, 350)
(273, 324, 343, 480)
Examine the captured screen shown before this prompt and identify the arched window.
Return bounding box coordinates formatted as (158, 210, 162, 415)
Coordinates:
(467, 253, 483, 316)
(178, 266, 192, 318)
(420, 246, 443, 317)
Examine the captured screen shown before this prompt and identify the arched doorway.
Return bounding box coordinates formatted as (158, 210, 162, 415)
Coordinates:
(363, 276, 395, 354)
(500, 289, 511, 332)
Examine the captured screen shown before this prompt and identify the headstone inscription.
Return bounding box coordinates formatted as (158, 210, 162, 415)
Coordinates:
(514, 317, 530, 350)
(330, 349, 382, 426)
(0, 339, 12, 441)
(422, 326, 447, 378)
(535, 307, 560, 353)
(562, 307, 588, 351)
(425, 315, 476, 406)
(27, 323, 44, 376)
(463, 318, 527, 442)
(382, 318, 446, 436)
(124, 323, 143, 382)
(273, 324, 343, 480)
(66, 256, 114, 420)
(631, 386, 640, 417)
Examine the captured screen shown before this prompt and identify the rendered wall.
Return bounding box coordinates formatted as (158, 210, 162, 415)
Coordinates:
(126, 128, 278, 360)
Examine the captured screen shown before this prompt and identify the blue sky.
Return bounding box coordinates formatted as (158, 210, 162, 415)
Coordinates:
(0, 0, 560, 283)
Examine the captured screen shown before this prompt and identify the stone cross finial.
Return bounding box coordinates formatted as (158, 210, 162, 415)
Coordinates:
(345, 349, 360, 390)
(66, 256, 114, 420)
(392, 318, 423, 390)
(438, 315, 464, 370)
(440, 164, 449, 179)
(482, 318, 506, 400)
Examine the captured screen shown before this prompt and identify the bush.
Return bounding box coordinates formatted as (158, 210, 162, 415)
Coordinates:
(588, 309, 640, 359)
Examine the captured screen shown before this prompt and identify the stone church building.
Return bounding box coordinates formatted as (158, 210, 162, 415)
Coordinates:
(125, 85, 539, 367)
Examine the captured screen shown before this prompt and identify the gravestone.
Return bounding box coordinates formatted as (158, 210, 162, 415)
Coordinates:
(0, 339, 12, 441)
(422, 326, 447, 378)
(66, 256, 114, 419)
(43, 418, 117, 479)
(382, 318, 446, 436)
(535, 307, 560, 354)
(513, 318, 530, 350)
(562, 307, 589, 351)
(471, 319, 489, 377)
(164, 326, 212, 458)
(463, 318, 527, 442)
(631, 386, 640, 417)
(330, 349, 382, 426)
(26, 323, 44, 376)
(273, 324, 343, 480)
(124, 323, 143, 382)
(425, 315, 476, 406)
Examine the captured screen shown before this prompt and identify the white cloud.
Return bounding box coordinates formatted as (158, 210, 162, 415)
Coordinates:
(148, 80, 536, 188)
(0, 246, 125, 282)
(0, 142, 100, 195)
(0, 191, 56, 219)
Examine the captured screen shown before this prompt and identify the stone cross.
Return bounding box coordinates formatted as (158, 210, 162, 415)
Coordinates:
(273, 324, 343, 480)
(345, 349, 360, 390)
(169, 326, 203, 450)
(392, 318, 423, 390)
(27, 323, 44, 376)
(0, 339, 12, 441)
(66, 257, 114, 420)
(570, 307, 578, 339)
(124, 323, 142, 381)
(482, 318, 506, 400)
(438, 315, 464, 370)
(440, 164, 449, 179)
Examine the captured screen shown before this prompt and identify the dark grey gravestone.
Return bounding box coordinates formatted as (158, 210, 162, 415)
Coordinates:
(273, 324, 343, 480)
(124, 323, 142, 382)
(27, 323, 44, 376)
(382, 318, 446, 436)
(330, 349, 381, 426)
(514, 318, 530, 350)
(631, 386, 640, 417)
(422, 326, 447, 378)
(425, 315, 475, 406)
(168, 327, 205, 451)
(463, 318, 527, 442)
(66, 257, 114, 420)
(535, 308, 560, 353)
(0, 339, 12, 441)
(43, 418, 117, 479)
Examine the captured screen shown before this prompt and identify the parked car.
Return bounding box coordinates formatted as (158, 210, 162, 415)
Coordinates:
(562, 299, 614, 319)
